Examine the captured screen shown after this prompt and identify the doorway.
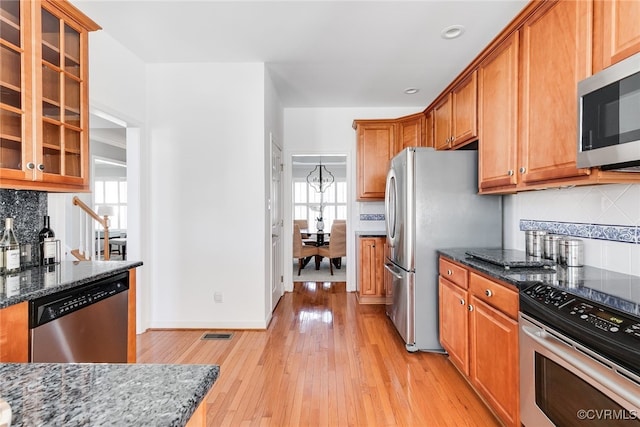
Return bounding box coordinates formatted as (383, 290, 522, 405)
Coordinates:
(291, 155, 347, 283)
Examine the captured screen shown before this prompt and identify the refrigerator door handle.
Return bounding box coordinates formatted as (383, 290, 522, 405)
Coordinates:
(384, 263, 403, 280)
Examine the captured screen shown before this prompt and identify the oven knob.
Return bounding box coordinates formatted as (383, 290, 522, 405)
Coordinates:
(610, 327, 619, 332)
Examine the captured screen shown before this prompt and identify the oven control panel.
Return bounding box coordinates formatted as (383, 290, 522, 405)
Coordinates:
(522, 284, 640, 341)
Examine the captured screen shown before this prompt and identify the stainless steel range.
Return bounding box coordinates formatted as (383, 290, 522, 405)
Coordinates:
(519, 282, 640, 426)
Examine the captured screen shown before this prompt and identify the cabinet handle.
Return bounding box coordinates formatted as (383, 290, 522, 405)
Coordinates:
(485, 289, 493, 297)
(27, 162, 35, 170)
(459, 298, 465, 305)
(37, 164, 45, 171)
(507, 170, 514, 176)
(519, 167, 526, 174)
(468, 305, 474, 312)
(447, 269, 452, 275)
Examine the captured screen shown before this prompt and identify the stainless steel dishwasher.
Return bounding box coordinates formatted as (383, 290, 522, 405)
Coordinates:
(30, 272, 129, 363)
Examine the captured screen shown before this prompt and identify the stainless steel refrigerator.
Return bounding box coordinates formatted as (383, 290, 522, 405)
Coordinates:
(384, 147, 502, 352)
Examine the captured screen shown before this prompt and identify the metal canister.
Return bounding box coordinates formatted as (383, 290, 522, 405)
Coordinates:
(525, 230, 547, 257)
(543, 234, 561, 261)
(559, 238, 584, 267)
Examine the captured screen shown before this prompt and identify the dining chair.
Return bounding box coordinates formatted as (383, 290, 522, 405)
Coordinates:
(293, 224, 320, 275)
(317, 221, 346, 275)
(294, 219, 310, 238)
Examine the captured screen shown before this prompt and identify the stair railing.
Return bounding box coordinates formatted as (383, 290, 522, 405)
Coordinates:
(71, 196, 111, 261)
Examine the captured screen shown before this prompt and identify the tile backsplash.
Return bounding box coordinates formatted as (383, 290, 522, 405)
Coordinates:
(0, 189, 47, 266)
(504, 183, 640, 276)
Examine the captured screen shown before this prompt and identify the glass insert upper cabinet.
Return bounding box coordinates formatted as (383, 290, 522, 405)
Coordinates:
(0, 0, 32, 182)
(0, 0, 99, 191)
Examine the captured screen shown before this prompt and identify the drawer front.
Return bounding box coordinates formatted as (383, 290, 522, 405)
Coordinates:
(439, 257, 468, 289)
(469, 272, 518, 319)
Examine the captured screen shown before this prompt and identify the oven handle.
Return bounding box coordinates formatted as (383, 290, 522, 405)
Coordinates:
(521, 323, 640, 409)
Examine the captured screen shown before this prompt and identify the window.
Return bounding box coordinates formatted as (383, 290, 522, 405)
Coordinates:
(95, 179, 127, 230)
(293, 179, 346, 231)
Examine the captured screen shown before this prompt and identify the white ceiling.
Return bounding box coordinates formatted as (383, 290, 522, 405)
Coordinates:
(71, 0, 528, 108)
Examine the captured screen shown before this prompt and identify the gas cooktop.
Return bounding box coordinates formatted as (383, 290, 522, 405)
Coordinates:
(465, 248, 555, 269)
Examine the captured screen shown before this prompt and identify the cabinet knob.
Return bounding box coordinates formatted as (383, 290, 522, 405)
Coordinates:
(485, 289, 493, 297)
(38, 164, 45, 171)
(507, 170, 514, 176)
(459, 298, 465, 305)
(468, 305, 474, 312)
(447, 269, 452, 275)
(27, 162, 35, 170)
(519, 167, 526, 174)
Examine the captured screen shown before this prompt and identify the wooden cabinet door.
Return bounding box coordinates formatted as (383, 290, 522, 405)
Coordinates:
(469, 296, 519, 427)
(439, 277, 469, 376)
(35, 2, 92, 190)
(0, 302, 29, 362)
(451, 70, 478, 148)
(356, 121, 394, 200)
(395, 113, 424, 154)
(433, 94, 452, 150)
(358, 237, 384, 297)
(598, 0, 640, 70)
(478, 32, 519, 192)
(519, 0, 592, 185)
(424, 110, 434, 148)
(359, 237, 377, 296)
(0, 0, 34, 184)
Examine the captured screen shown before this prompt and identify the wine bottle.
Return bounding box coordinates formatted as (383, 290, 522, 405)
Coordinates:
(0, 218, 21, 274)
(39, 215, 56, 265)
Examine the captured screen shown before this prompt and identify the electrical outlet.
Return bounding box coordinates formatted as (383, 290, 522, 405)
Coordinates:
(214, 292, 223, 303)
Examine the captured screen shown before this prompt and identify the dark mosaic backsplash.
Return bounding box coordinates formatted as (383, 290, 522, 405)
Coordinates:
(0, 189, 47, 266)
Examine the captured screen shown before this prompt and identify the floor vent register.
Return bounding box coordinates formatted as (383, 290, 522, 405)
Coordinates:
(201, 332, 233, 340)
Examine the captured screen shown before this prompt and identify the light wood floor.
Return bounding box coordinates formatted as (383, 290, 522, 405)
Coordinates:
(137, 282, 500, 426)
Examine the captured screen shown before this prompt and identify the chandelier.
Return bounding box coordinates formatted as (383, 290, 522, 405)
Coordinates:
(306, 162, 334, 193)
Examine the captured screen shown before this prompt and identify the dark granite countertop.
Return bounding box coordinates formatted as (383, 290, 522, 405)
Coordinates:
(0, 362, 218, 427)
(438, 248, 640, 319)
(0, 260, 143, 309)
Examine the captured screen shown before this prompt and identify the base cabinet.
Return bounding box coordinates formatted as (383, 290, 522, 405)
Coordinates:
(0, 302, 29, 362)
(438, 256, 520, 427)
(439, 277, 469, 376)
(469, 295, 519, 427)
(357, 236, 386, 304)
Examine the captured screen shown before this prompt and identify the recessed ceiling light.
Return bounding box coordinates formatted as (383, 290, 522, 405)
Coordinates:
(404, 87, 419, 95)
(441, 25, 465, 40)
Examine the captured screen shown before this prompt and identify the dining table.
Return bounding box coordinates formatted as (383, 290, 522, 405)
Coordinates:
(300, 229, 330, 270)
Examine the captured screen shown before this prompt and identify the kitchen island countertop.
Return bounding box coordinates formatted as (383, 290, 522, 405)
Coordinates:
(0, 362, 219, 427)
(0, 260, 143, 309)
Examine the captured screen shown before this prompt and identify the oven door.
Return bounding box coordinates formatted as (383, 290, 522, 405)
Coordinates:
(520, 313, 640, 426)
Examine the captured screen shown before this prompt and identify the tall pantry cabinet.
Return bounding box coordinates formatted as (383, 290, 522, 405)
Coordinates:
(0, 0, 99, 191)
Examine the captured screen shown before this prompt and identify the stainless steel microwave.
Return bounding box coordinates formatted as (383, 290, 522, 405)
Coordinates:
(577, 52, 640, 171)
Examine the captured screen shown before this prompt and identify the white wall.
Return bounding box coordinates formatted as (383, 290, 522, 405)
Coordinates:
(504, 183, 640, 276)
(48, 32, 148, 332)
(146, 62, 268, 328)
(264, 67, 284, 323)
(283, 107, 418, 291)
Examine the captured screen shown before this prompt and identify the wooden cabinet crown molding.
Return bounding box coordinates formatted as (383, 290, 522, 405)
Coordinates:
(42, 0, 101, 31)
